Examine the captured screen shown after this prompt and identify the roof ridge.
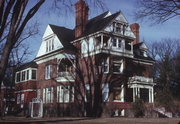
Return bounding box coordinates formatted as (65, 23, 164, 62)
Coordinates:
(87, 11, 110, 22)
(49, 24, 73, 31)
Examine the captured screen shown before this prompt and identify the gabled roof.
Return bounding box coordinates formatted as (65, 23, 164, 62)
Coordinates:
(49, 24, 76, 51)
(133, 42, 143, 49)
(133, 42, 148, 50)
(133, 42, 154, 62)
(82, 11, 120, 37)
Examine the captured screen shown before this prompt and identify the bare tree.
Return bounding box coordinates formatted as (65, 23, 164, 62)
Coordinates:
(135, 0, 180, 23)
(147, 39, 180, 110)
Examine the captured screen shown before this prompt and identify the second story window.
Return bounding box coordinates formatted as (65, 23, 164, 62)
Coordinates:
(21, 71, 26, 81)
(16, 72, 21, 82)
(32, 70, 37, 79)
(112, 38, 122, 49)
(15, 69, 37, 83)
(102, 57, 109, 73)
(125, 41, 132, 51)
(46, 39, 54, 53)
(45, 65, 52, 79)
(113, 59, 124, 73)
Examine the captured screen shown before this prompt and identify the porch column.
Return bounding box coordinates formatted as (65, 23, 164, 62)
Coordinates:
(152, 87, 154, 103)
(137, 88, 140, 98)
(149, 88, 151, 103)
(121, 85, 124, 102)
(101, 35, 103, 48)
(133, 88, 136, 102)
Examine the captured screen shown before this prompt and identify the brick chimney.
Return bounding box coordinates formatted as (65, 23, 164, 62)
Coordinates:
(130, 23, 140, 44)
(75, 0, 89, 38)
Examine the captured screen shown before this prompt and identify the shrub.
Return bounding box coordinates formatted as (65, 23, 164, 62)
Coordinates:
(132, 97, 145, 117)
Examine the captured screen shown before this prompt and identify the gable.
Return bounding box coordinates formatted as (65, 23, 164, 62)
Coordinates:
(140, 42, 148, 50)
(103, 12, 135, 38)
(115, 12, 128, 23)
(36, 25, 63, 58)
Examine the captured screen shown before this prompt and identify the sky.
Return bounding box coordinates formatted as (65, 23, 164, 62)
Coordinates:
(26, 0, 180, 61)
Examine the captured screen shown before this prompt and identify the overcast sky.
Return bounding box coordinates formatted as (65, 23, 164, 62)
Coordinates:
(26, 0, 180, 61)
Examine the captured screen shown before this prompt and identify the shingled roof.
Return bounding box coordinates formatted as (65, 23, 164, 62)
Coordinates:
(49, 24, 76, 51)
(82, 11, 120, 37)
(16, 61, 38, 71)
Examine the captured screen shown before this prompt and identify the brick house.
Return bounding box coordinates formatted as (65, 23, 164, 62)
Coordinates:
(15, 0, 155, 117)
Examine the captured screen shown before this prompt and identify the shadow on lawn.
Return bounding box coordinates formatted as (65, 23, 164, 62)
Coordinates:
(0, 117, 96, 124)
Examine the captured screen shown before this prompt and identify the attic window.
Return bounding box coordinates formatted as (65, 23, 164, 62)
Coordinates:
(46, 38, 54, 53)
(113, 22, 122, 33)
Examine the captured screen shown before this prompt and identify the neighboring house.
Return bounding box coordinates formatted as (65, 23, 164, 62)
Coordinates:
(14, 0, 155, 117)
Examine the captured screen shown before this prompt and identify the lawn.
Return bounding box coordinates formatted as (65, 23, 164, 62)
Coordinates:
(0, 117, 180, 124)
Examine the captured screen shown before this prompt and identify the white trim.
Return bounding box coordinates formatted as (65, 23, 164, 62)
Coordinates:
(133, 59, 154, 65)
(15, 68, 37, 83)
(15, 89, 36, 93)
(35, 52, 75, 64)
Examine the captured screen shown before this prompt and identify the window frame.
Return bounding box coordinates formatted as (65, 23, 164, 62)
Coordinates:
(45, 65, 52, 80)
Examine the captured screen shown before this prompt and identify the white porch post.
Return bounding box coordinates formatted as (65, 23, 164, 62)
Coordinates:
(101, 35, 103, 48)
(149, 88, 151, 103)
(31, 103, 33, 117)
(133, 88, 135, 102)
(137, 88, 140, 98)
(152, 87, 154, 103)
(121, 85, 124, 102)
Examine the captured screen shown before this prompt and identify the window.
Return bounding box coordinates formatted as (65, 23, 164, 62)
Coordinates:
(32, 70, 36, 79)
(113, 88, 122, 101)
(112, 38, 117, 47)
(112, 38, 122, 48)
(43, 87, 53, 103)
(140, 50, 148, 57)
(26, 70, 29, 80)
(17, 94, 21, 104)
(37, 89, 40, 99)
(21, 94, 24, 104)
(125, 41, 131, 50)
(102, 83, 109, 102)
(45, 65, 52, 79)
(113, 22, 122, 33)
(21, 71, 26, 81)
(113, 60, 123, 73)
(57, 85, 74, 103)
(15, 68, 37, 83)
(85, 84, 90, 102)
(46, 39, 54, 53)
(16, 72, 21, 82)
(102, 57, 109, 73)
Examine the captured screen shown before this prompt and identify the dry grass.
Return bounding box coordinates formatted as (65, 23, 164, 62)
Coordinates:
(0, 117, 180, 124)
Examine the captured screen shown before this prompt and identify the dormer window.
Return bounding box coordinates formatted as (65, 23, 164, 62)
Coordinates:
(113, 22, 127, 35)
(113, 22, 122, 33)
(140, 50, 148, 57)
(46, 38, 54, 53)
